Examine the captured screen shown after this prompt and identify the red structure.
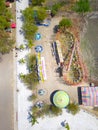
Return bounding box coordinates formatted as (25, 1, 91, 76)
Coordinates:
(11, 23, 16, 28)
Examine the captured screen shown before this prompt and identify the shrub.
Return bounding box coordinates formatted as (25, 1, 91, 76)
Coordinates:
(19, 44, 25, 50)
(19, 58, 25, 64)
(51, 3, 61, 16)
(67, 102, 80, 115)
(31, 104, 62, 119)
(49, 105, 62, 116)
(59, 18, 72, 29)
(28, 94, 37, 101)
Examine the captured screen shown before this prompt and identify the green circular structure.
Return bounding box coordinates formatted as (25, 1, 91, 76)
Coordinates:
(53, 91, 70, 108)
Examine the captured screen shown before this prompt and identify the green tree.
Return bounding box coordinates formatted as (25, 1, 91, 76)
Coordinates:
(0, 0, 12, 29)
(22, 72, 39, 90)
(67, 102, 80, 115)
(32, 0, 45, 6)
(27, 54, 37, 72)
(32, 7, 47, 22)
(0, 16, 10, 30)
(23, 7, 34, 23)
(22, 22, 38, 40)
(59, 18, 72, 32)
(0, 30, 14, 54)
(22, 7, 38, 41)
(51, 3, 62, 16)
(20, 54, 39, 89)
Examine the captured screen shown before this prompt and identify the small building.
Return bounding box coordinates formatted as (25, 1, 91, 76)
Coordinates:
(78, 86, 98, 106)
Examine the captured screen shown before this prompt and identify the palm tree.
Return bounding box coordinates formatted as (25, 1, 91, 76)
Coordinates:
(67, 102, 80, 115)
(28, 112, 39, 125)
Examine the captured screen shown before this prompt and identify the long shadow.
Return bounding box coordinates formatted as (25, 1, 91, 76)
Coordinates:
(77, 87, 82, 105)
(50, 90, 59, 105)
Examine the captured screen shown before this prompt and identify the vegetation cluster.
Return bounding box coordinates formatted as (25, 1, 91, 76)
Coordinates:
(0, 0, 14, 54)
(20, 54, 39, 90)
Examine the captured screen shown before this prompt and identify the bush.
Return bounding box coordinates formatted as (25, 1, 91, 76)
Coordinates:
(28, 94, 37, 101)
(19, 58, 25, 64)
(32, 104, 62, 119)
(59, 18, 72, 29)
(67, 102, 80, 115)
(51, 3, 61, 16)
(22, 72, 39, 90)
(19, 44, 25, 50)
(27, 54, 37, 72)
(19, 54, 39, 90)
(27, 40, 34, 49)
(49, 105, 62, 116)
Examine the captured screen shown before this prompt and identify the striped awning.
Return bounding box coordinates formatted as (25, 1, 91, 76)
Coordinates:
(81, 87, 98, 106)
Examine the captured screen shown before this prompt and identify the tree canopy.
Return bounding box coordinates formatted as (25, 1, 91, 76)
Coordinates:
(0, 0, 12, 30)
(23, 7, 34, 23)
(51, 3, 62, 16)
(0, 0, 13, 54)
(32, 6, 47, 22)
(22, 22, 38, 40)
(0, 30, 14, 54)
(20, 54, 39, 90)
(59, 18, 72, 32)
(22, 6, 47, 41)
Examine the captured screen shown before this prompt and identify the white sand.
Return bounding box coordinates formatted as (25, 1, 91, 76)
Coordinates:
(33, 109, 98, 130)
(16, 0, 98, 130)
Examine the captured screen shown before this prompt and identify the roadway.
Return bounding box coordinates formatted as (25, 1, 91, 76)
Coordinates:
(0, 52, 14, 130)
